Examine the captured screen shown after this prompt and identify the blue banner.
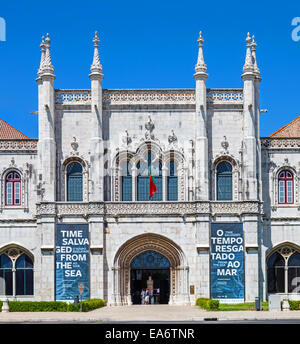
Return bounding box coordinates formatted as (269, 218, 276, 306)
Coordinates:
(56, 223, 89, 301)
(210, 223, 244, 302)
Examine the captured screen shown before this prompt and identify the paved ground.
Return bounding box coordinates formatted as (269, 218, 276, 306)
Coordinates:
(0, 305, 300, 322)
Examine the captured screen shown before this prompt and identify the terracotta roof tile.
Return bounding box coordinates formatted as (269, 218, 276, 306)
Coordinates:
(0, 118, 29, 139)
(270, 116, 300, 138)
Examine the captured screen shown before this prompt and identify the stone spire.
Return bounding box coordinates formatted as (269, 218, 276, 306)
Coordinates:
(37, 35, 46, 76)
(90, 31, 103, 76)
(251, 35, 260, 76)
(242, 32, 254, 74)
(42, 33, 54, 75)
(194, 31, 208, 78)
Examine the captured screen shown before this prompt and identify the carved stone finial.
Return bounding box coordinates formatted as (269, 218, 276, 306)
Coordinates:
(168, 130, 178, 145)
(42, 33, 54, 75)
(10, 157, 15, 167)
(37, 36, 46, 76)
(194, 30, 208, 78)
(243, 32, 254, 74)
(221, 136, 229, 152)
(251, 35, 260, 75)
(145, 116, 155, 140)
(90, 31, 103, 76)
(71, 136, 79, 152)
(122, 130, 132, 146)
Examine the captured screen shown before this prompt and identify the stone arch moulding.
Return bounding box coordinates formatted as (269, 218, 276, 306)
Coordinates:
(265, 241, 300, 261)
(211, 155, 240, 201)
(272, 165, 298, 206)
(0, 242, 34, 263)
(112, 233, 190, 306)
(60, 156, 89, 202)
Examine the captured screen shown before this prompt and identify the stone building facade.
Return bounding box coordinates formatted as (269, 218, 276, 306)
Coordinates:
(0, 31, 299, 306)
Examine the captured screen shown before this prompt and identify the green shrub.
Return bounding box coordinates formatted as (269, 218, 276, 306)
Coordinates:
(68, 299, 106, 312)
(6, 299, 105, 312)
(288, 300, 300, 310)
(196, 298, 219, 311)
(207, 299, 219, 310)
(8, 301, 69, 312)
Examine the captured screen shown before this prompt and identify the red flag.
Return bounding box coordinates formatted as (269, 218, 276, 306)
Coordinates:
(149, 165, 157, 198)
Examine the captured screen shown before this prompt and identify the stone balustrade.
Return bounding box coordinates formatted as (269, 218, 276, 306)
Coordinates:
(54, 88, 244, 106)
(0, 139, 38, 151)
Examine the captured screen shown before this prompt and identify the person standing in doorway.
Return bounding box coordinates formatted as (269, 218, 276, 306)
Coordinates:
(145, 288, 150, 304)
(140, 288, 146, 305)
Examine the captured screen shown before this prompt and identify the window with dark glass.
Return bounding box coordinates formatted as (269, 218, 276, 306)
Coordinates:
(0, 254, 13, 295)
(5, 172, 21, 206)
(16, 254, 34, 295)
(167, 160, 178, 201)
(216, 161, 232, 200)
(267, 248, 300, 294)
(278, 170, 293, 204)
(67, 162, 83, 201)
(267, 251, 285, 293)
(121, 161, 132, 201)
(137, 152, 162, 201)
(288, 252, 300, 293)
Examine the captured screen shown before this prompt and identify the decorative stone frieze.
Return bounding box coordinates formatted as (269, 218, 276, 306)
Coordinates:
(0, 140, 38, 152)
(36, 200, 261, 218)
(54, 88, 244, 106)
(261, 138, 300, 149)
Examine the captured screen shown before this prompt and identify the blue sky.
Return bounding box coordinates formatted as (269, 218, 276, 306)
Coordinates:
(0, 0, 299, 138)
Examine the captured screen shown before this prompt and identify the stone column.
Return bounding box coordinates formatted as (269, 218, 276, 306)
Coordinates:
(193, 32, 209, 201)
(89, 32, 104, 202)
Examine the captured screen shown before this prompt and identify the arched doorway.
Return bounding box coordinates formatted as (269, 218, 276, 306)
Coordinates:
(112, 233, 189, 306)
(130, 250, 170, 304)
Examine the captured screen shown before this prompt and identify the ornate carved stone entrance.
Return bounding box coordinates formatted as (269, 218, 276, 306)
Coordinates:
(112, 233, 190, 305)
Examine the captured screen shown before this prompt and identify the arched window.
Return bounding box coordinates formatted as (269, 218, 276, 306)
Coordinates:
(121, 161, 132, 201)
(0, 250, 33, 296)
(216, 161, 232, 200)
(0, 254, 12, 295)
(67, 162, 83, 201)
(167, 160, 178, 201)
(288, 252, 300, 293)
(5, 171, 21, 206)
(267, 247, 300, 294)
(267, 251, 285, 293)
(137, 152, 162, 201)
(278, 170, 293, 204)
(16, 254, 34, 295)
